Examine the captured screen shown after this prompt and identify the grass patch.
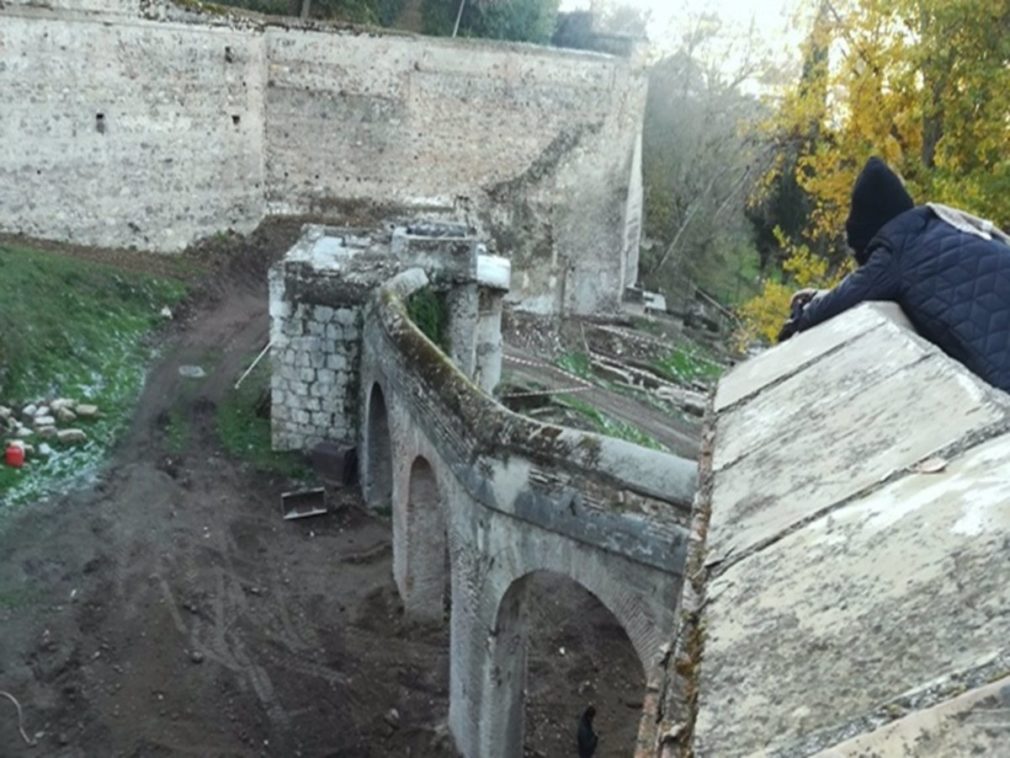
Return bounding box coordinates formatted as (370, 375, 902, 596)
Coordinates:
(556, 395, 668, 452)
(216, 357, 309, 479)
(406, 286, 449, 350)
(0, 584, 43, 611)
(0, 243, 188, 508)
(654, 345, 725, 386)
(556, 351, 593, 379)
(165, 408, 191, 455)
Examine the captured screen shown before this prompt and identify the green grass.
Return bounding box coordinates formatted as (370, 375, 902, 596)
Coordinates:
(556, 351, 593, 379)
(216, 357, 309, 479)
(0, 244, 188, 508)
(165, 408, 190, 455)
(0, 584, 43, 611)
(556, 395, 668, 452)
(406, 286, 449, 350)
(653, 345, 725, 386)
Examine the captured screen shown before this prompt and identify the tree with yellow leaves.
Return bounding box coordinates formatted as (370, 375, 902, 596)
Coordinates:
(741, 0, 1010, 343)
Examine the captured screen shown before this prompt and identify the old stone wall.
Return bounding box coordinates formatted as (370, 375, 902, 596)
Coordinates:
(0, 5, 267, 251)
(649, 302, 1010, 756)
(0, 0, 646, 315)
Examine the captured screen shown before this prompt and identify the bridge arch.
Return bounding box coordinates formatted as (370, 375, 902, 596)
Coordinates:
(363, 382, 393, 510)
(393, 455, 449, 621)
(483, 569, 649, 755)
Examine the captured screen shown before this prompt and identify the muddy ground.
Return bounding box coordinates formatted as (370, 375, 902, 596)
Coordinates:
(0, 224, 682, 757)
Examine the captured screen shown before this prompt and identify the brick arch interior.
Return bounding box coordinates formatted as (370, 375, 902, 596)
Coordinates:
(364, 382, 392, 510)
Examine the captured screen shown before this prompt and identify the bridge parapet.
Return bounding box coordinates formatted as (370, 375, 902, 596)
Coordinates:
(651, 302, 1010, 757)
(367, 267, 695, 569)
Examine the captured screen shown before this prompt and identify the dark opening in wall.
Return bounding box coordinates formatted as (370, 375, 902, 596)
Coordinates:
(225, 46, 234, 63)
(232, 114, 241, 126)
(95, 113, 106, 134)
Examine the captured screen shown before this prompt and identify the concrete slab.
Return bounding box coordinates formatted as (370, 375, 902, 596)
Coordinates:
(713, 319, 932, 471)
(694, 433, 1010, 756)
(816, 676, 1010, 757)
(714, 302, 912, 412)
(706, 349, 1008, 564)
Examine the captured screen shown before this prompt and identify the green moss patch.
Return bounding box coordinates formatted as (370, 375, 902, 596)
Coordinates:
(216, 356, 309, 479)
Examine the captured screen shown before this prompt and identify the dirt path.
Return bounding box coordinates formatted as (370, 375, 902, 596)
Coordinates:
(502, 348, 702, 460)
(0, 233, 655, 757)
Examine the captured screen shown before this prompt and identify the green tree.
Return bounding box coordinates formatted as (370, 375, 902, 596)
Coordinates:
(422, 0, 560, 43)
(641, 15, 772, 306)
(741, 0, 1010, 342)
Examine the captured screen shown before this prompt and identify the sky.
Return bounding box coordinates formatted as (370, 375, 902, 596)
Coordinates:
(560, 0, 809, 86)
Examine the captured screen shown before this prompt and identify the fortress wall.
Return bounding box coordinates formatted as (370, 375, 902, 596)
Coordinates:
(1, 2, 646, 314)
(0, 7, 267, 251)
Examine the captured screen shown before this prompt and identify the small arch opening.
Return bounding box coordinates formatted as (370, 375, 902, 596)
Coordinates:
(95, 113, 106, 134)
(492, 571, 646, 757)
(364, 383, 392, 510)
(404, 456, 450, 620)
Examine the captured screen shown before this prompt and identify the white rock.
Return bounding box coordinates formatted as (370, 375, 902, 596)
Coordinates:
(76, 404, 99, 418)
(50, 398, 76, 412)
(37, 443, 53, 457)
(15, 426, 33, 438)
(160, 306, 173, 319)
(21, 404, 38, 420)
(37, 406, 50, 417)
(0, 406, 11, 420)
(57, 429, 87, 444)
(6, 439, 25, 451)
(33, 415, 56, 428)
(56, 407, 77, 423)
(37, 426, 58, 439)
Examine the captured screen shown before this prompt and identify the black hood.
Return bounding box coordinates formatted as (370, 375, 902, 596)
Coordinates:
(845, 157, 915, 264)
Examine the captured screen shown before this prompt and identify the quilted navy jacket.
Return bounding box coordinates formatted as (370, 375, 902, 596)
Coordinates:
(796, 205, 1010, 392)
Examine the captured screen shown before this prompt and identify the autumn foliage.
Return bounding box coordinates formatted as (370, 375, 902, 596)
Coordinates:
(740, 0, 1010, 344)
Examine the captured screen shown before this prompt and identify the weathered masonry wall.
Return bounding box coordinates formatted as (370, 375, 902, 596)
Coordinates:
(648, 302, 1010, 756)
(0, 0, 646, 315)
(0, 5, 266, 252)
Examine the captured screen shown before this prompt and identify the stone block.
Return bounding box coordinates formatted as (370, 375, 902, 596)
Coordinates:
(817, 676, 1010, 756)
(326, 353, 347, 371)
(695, 432, 1010, 756)
(715, 303, 912, 412)
(335, 308, 358, 326)
(300, 368, 316, 383)
(57, 429, 88, 444)
(315, 305, 334, 322)
(707, 327, 1009, 564)
(76, 404, 99, 418)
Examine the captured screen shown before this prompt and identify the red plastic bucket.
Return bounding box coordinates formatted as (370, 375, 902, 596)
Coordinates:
(5, 444, 25, 468)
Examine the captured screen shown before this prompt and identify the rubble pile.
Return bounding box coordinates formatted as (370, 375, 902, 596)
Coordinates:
(1, 399, 100, 466)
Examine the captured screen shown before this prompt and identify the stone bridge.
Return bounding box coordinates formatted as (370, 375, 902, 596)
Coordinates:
(649, 302, 1010, 756)
(269, 224, 698, 756)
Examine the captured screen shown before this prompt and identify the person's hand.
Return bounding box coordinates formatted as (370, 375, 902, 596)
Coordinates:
(790, 288, 820, 310)
(777, 318, 798, 343)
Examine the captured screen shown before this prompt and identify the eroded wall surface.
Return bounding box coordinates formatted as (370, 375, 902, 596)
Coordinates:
(652, 302, 1010, 756)
(0, 6, 267, 251)
(0, 0, 646, 314)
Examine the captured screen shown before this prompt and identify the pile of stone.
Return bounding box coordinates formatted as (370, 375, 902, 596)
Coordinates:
(1, 399, 100, 463)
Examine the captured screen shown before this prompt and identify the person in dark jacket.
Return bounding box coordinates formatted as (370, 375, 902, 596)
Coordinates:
(779, 157, 1010, 393)
(577, 705, 598, 757)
